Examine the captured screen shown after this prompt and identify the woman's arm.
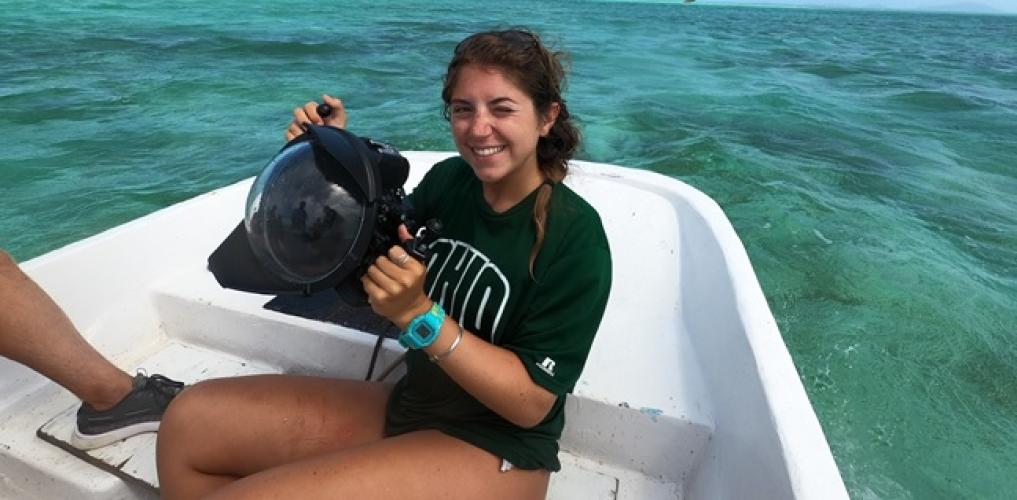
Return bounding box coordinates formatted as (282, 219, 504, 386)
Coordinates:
(421, 317, 558, 429)
(362, 235, 557, 429)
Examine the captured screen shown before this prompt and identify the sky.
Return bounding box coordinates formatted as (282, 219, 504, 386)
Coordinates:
(702, 0, 1017, 13)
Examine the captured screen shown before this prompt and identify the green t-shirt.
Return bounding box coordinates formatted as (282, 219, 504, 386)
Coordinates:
(384, 157, 612, 471)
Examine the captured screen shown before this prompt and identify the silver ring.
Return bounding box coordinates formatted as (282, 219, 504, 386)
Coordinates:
(396, 253, 411, 267)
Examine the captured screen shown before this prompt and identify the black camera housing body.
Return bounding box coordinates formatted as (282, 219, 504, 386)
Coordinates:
(208, 125, 439, 304)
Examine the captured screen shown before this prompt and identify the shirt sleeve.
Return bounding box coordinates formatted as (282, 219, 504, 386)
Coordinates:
(505, 241, 612, 396)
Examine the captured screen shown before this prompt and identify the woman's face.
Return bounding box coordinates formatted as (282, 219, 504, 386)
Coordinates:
(449, 64, 557, 188)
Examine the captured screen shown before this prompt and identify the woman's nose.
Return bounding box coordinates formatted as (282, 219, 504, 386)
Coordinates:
(469, 112, 492, 137)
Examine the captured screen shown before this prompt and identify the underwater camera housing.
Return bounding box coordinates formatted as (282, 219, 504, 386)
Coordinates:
(207, 122, 440, 304)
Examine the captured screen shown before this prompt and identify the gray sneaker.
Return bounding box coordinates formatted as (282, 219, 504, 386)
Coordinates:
(70, 372, 185, 450)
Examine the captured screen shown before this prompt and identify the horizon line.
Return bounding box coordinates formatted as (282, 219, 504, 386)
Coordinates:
(611, 0, 1017, 16)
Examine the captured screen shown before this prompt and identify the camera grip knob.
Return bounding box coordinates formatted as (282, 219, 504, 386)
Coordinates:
(403, 219, 443, 262)
(317, 103, 333, 118)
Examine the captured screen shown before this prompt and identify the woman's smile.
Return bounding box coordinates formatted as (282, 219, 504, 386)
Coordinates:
(471, 145, 507, 157)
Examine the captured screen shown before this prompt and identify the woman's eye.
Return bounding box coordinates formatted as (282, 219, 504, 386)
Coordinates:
(494, 107, 515, 114)
(452, 106, 472, 115)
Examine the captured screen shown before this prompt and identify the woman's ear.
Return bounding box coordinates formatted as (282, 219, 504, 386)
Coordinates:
(540, 102, 561, 137)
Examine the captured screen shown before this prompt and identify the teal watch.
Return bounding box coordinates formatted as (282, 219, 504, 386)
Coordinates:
(399, 303, 445, 350)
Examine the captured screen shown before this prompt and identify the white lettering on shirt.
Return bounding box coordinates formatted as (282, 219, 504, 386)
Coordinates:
(427, 239, 510, 342)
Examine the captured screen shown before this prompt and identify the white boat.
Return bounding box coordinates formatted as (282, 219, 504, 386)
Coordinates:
(0, 152, 848, 499)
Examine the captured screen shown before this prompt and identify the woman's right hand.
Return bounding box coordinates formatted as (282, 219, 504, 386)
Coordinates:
(284, 94, 348, 141)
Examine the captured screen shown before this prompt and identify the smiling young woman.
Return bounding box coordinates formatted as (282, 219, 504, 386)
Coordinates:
(156, 29, 611, 500)
(448, 64, 559, 211)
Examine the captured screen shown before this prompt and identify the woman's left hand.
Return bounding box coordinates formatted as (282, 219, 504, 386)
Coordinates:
(361, 225, 432, 329)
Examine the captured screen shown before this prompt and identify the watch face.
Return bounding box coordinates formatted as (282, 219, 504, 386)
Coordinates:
(414, 323, 435, 341)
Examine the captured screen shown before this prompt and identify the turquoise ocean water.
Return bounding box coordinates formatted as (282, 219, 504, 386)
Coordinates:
(1, 1, 1015, 497)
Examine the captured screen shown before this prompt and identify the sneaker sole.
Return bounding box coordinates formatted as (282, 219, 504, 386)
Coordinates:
(70, 421, 161, 451)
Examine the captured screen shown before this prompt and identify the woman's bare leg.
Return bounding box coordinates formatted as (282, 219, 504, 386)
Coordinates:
(0, 250, 132, 409)
(206, 430, 549, 500)
(157, 375, 548, 500)
(156, 375, 392, 499)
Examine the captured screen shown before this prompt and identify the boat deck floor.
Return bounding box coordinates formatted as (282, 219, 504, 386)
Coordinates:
(15, 341, 682, 499)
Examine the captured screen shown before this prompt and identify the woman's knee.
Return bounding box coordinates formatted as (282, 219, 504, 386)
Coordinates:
(160, 379, 227, 441)
(157, 381, 236, 500)
(157, 379, 242, 475)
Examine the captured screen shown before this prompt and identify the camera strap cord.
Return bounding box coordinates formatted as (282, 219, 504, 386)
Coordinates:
(366, 332, 407, 382)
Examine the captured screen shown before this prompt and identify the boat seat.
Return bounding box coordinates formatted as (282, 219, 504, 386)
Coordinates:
(556, 172, 715, 488)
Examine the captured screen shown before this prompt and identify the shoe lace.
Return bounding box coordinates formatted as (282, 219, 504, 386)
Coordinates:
(137, 371, 185, 402)
(148, 374, 185, 395)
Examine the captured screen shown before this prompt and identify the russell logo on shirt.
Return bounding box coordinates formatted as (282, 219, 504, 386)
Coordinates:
(537, 357, 557, 376)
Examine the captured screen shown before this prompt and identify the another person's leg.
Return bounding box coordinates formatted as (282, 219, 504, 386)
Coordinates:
(0, 250, 132, 407)
(0, 250, 182, 449)
(157, 375, 548, 500)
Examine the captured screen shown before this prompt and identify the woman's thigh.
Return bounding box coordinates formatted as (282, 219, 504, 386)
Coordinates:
(157, 374, 390, 478)
(205, 429, 550, 500)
